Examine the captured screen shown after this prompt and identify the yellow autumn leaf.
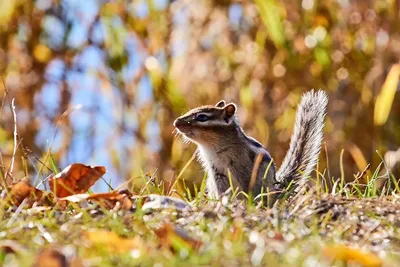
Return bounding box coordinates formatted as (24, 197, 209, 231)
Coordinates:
(154, 223, 203, 252)
(323, 245, 382, 267)
(84, 230, 141, 254)
(34, 44, 52, 63)
(374, 64, 400, 126)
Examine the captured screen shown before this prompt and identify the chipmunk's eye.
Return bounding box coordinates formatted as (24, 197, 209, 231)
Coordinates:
(195, 114, 209, 122)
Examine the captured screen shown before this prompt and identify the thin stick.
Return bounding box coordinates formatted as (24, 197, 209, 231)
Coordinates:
(7, 98, 18, 181)
(0, 90, 6, 188)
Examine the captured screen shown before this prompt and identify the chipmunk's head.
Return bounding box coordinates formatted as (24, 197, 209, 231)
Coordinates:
(173, 100, 237, 145)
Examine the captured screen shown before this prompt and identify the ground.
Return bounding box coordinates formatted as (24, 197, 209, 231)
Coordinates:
(1, 185, 399, 267)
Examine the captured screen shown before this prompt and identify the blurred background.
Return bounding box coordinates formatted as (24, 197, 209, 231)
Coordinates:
(0, 0, 399, 193)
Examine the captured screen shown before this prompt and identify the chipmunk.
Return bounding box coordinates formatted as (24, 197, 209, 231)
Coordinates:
(173, 90, 328, 205)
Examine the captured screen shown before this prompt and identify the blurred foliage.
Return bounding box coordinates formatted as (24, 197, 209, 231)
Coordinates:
(0, 0, 400, 191)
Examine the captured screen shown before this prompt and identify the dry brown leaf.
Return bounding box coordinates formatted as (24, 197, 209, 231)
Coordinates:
(58, 190, 134, 210)
(84, 230, 141, 254)
(33, 248, 68, 267)
(33, 247, 83, 267)
(154, 223, 203, 252)
(48, 164, 106, 198)
(0, 240, 25, 254)
(87, 191, 133, 210)
(6, 181, 52, 207)
(323, 245, 382, 267)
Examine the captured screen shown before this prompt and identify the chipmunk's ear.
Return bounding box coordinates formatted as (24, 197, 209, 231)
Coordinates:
(215, 100, 226, 107)
(224, 103, 237, 119)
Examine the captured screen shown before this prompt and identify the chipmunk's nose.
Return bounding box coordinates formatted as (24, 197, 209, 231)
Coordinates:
(173, 118, 189, 128)
(173, 119, 183, 127)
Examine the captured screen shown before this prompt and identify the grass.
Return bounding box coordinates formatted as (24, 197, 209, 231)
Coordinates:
(1, 160, 400, 267)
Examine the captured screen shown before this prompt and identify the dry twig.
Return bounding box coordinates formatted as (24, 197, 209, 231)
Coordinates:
(7, 98, 18, 181)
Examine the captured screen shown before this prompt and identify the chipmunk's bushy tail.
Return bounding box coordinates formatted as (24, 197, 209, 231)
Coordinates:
(276, 90, 328, 191)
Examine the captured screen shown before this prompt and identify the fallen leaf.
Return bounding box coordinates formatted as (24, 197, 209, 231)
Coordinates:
(33, 248, 68, 267)
(0, 240, 25, 254)
(48, 164, 106, 198)
(59, 190, 134, 210)
(88, 191, 134, 210)
(323, 245, 382, 267)
(6, 181, 51, 207)
(33, 247, 83, 267)
(154, 223, 203, 253)
(84, 230, 141, 254)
